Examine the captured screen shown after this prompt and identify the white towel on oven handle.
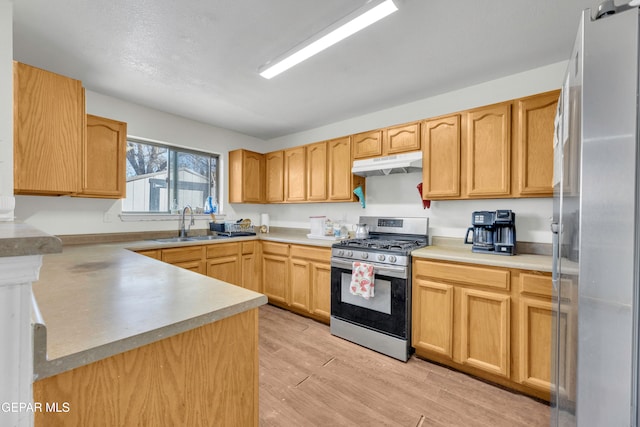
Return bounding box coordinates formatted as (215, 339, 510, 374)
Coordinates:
(350, 261, 375, 299)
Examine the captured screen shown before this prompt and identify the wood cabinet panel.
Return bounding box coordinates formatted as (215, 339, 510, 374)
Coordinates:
(422, 115, 461, 198)
(82, 114, 126, 198)
(206, 242, 240, 258)
(262, 253, 288, 305)
(328, 136, 363, 201)
(466, 102, 512, 197)
(175, 260, 206, 274)
(34, 309, 259, 427)
(161, 246, 205, 264)
(518, 297, 552, 392)
(242, 251, 261, 293)
(385, 122, 420, 155)
(136, 249, 160, 260)
(459, 288, 510, 377)
(290, 258, 311, 312)
(310, 261, 331, 323)
(207, 256, 241, 286)
(14, 61, 84, 195)
(284, 147, 306, 202)
(412, 278, 454, 358)
(229, 149, 264, 203)
(515, 90, 559, 197)
(265, 151, 284, 203)
(414, 260, 510, 290)
(306, 141, 327, 201)
(520, 272, 552, 298)
(352, 130, 383, 159)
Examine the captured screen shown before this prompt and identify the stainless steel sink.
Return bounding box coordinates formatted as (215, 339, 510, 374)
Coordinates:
(188, 235, 228, 241)
(153, 237, 196, 243)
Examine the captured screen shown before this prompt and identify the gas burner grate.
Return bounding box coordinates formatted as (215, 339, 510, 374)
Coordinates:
(338, 239, 423, 251)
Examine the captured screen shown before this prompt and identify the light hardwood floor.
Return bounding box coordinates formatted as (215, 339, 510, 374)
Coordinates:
(259, 304, 550, 427)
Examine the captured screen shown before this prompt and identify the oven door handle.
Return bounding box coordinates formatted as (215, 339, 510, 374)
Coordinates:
(330, 257, 408, 279)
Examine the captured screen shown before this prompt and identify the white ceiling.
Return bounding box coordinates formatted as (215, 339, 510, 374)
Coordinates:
(12, 0, 598, 140)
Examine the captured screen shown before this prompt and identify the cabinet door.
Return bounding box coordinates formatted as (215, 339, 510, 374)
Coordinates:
(265, 151, 284, 203)
(207, 255, 241, 286)
(466, 102, 511, 197)
(229, 149, 264, 203)
(290, 258, 311, 312)
(328, 136, 357, 201)
(310, 261, 331, 323)
(306, 141, 327, 201)
(14, 62, 84, 195)
(422, 115, 461, 198)
(241, 241, 261, 292)
(262, 254, 289, 305)
(352, 130, 383, 159)
(385, 123, 420, 155)
(459, 288, 510, 377)
(518, 296, 552, 393)
(175, 260, 206, 274)
(284, 147, 306, 202)
(83, 115, 127, 198)
(412, 277, 454, 358)
(515, 91, 559, 197)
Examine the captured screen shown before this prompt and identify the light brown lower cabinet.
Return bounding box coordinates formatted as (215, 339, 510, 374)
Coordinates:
(412, 258, 552, 401)
(33, 309, 260, 426)
(262, 242, 331, 324)
(206, 242, 241, 286)
(160, 245, 206, 274)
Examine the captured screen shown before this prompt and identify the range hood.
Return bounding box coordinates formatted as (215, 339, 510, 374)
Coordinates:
(352, 151, 423, 177)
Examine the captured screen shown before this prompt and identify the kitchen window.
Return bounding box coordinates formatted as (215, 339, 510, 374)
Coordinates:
(122, 139, 219, 215)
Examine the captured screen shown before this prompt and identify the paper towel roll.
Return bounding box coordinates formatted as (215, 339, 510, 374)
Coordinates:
(260, 213, 270, 233)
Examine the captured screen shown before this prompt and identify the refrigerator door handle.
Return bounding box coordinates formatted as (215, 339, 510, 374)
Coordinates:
(551, 222, 560, 292)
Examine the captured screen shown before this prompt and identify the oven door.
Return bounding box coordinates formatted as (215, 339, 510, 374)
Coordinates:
(330, 257, 409, 339)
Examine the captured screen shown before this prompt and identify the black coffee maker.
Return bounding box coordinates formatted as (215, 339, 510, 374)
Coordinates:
(464, 210, 516, 255)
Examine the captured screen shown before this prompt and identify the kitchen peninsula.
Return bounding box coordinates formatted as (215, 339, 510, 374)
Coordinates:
(31, 241, 267, 426)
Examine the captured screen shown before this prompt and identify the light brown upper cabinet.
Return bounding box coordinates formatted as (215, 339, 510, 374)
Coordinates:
(384, 122, 421, 155)
(82, 115, 127, 198)
(327, 136, 364, 201)
(13, 61, 85, 195)
(228, 149, 264, 203)
(514, 90, 560, 197)
(421, 114, 461, 198)
(466, 102, 512, 197)
(306, 141, 327, 201)
(284, 147, 307, 202)
(352, 130, 383, 159)
(265, 150, 284, 203)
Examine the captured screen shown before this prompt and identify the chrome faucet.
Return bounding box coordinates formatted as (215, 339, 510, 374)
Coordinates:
(179, 205, 195, 237)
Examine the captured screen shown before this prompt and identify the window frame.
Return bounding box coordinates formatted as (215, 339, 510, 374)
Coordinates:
(120, 137, 222, 220)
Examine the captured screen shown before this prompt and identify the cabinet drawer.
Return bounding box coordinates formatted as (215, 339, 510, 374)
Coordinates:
(161, 246, 204, 264)
(262, 241, 290, 256)
(206, 242, 240, 259)
(290, 245, 330, 262)
(414, 260, 510, 290)
(520, 273, 552, 298)
(136, 249, 160, 260)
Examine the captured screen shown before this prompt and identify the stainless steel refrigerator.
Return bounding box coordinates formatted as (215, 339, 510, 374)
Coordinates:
(552, 3, 640, 426)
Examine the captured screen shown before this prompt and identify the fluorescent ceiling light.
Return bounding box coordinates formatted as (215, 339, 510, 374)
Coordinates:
(259, 0, 399, 79)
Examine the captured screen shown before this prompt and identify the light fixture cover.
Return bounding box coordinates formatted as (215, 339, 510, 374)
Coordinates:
(259, 0, 398, 79)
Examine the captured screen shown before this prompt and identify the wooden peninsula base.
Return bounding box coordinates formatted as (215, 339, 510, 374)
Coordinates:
(33, 308, 259, 427)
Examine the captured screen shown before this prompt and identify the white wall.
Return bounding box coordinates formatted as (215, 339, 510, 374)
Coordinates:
(14, 90, 265, 235)
(257, 62, 567, 244)
(13, 61, 565, 242)
(0, 0, 14, 220)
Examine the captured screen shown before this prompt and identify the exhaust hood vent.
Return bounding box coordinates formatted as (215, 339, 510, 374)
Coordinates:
(352, 151, 423, 177)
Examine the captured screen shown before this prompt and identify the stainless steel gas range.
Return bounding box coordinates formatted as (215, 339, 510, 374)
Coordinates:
(330, 216, 429, 361)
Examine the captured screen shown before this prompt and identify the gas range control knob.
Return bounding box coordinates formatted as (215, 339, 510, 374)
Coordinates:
(377, 254, 386, 262)
(337, 250, 344, 256)
(388, 255, 397, 264)
(361, 252, 369, 259)
(347, 251, 354, 257)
